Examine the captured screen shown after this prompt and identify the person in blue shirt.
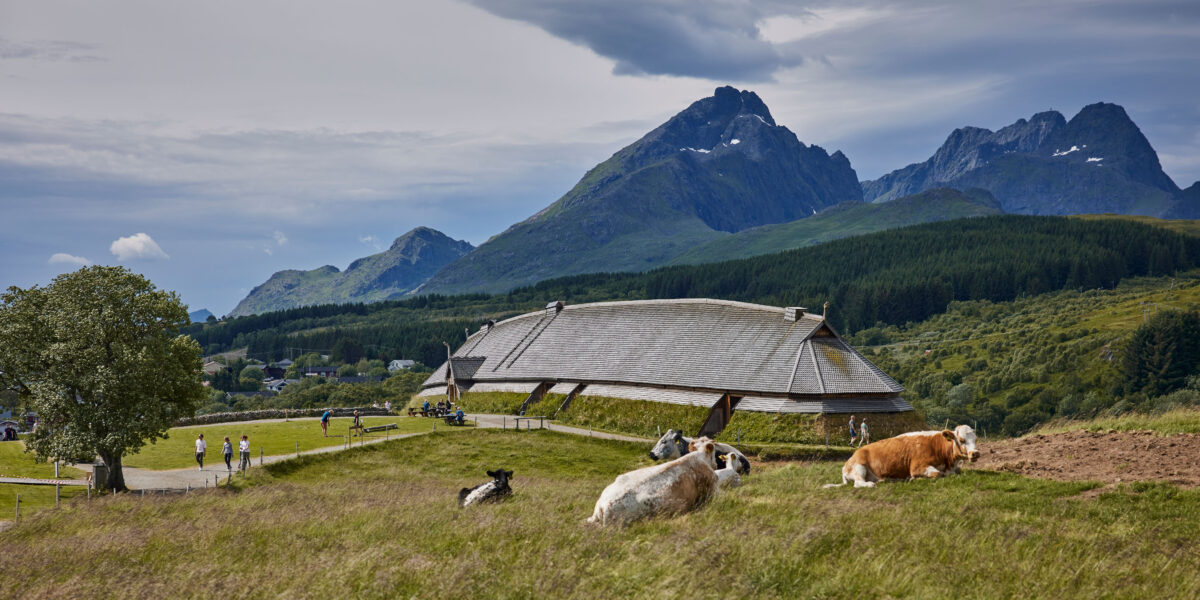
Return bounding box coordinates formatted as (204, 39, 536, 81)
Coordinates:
(455, 406, 464, 425)
(320, 409, 332, 437)
(423, 399, 431, 414)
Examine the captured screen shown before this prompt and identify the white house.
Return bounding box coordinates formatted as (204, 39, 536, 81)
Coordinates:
(388, 359, 415, 372)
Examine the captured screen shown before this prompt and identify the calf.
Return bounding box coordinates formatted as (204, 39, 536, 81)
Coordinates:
(715, 454, 742, 489)
(824, 429, 971, 488)
(649, 429, 751, 474)
(588, 437, 720, 526)
(458, 469, 513, 507)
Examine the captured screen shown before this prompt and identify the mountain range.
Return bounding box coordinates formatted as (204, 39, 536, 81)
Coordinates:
(415, 86, 862, 295)
(863, 103, 1185, 216)
(229, 227, 472, 317)
(229, 88, 1199, 315)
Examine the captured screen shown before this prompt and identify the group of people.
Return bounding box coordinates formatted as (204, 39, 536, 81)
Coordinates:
(194, 433, 252, 472)
(421, 399, 457, 417)
(848, 415, 870, 447)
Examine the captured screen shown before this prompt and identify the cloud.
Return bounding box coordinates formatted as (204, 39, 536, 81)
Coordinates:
(467, 0, 810, 81)
(359, 235, 384, 251)
(48, 253, 91, 266)
(273, 230, 288, 246)
(110, 233, 169, 261)
(0, 38, 104, 62)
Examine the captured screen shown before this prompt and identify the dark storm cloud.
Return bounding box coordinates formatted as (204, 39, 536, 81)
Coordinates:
(467, 0, 809, 81)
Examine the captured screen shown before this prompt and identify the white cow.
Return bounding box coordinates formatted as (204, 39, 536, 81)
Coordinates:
(587, 437, 720, 526)
(649, 429, 751, 474)
(714, 453, 742, 489)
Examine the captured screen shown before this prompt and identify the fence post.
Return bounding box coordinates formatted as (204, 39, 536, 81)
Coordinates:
(15, 493, 19, 521)
(737, 429, 741, 444)
(214, 474, 218, 488)
(56, 483, 61, 506)
(260, 447, 263, 466)
(55, 460, 59, 479)
(502, 416, 506, 430)
(295, 442, 299, 458)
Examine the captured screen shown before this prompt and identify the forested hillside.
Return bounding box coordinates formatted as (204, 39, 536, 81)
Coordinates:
(184, 216, 1200, 433)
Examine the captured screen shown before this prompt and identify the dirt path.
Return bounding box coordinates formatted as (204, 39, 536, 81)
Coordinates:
(976, 429, 1200, 487)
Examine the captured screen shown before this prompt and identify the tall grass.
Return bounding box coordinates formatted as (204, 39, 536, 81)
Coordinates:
(1035, 406, 1200, 436)
(4, 429, 1199, 598)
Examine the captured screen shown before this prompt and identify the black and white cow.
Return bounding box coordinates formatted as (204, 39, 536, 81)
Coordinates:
(458, 469, 513, 507)
(649, 429, 751, 474)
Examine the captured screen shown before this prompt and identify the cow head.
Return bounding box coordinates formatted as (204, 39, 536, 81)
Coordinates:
(688, 437, 718, 469)
(486, 469, 514, 492)
(650, 429, 688, 461)
(940, 430, 973, 464)
(953, 425, 979, 462)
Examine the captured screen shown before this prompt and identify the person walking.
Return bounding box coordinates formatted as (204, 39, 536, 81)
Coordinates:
(195, 434, 207, 470)
(238, 435, 251, 472)
(222, 436, 233, 471)
(859, 419, 870, 447)
(352, 410, 362, 435)
(320, 409, 332, 437)
(848, 415, 857, 446)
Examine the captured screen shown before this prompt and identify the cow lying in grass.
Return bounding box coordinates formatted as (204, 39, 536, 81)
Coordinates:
(459, 469, 513, 507)
(824, 427, 976, 488)
(650, 429, 751, 474)
(895, 425, 980, 473)
(715, 454, 742, 489)
(588, 437, 720, 526)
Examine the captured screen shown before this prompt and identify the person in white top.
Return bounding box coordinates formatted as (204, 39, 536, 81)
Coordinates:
(858, 419, 870, 447)
(238, 435, 251, 471)
(195, 434, 207, 470)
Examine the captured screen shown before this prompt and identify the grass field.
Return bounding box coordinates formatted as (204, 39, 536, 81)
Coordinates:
(123, 416, 442, 470)
(0, 442, 85, 479)
(1035, 406, 1200, 436)
(4, 428, 1199, 598)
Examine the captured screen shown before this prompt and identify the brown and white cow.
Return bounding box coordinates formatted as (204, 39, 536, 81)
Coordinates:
(587, 437, 720, 526)
(895, 424, 980, 474)
(824, 427, 975, 488)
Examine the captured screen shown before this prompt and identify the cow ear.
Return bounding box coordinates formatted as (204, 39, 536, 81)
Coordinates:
(505, 470, 513, 479)
(674, 431, 683, 441)
(486, 469, 497, 478)
(941, 430, 955, 441)
(705, 442, 715, 455)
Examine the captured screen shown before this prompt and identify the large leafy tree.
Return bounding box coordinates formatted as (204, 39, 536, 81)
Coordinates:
(0, 266, 205, 491)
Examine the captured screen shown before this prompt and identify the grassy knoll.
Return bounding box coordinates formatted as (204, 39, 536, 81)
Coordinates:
(0, 442, 85, 479)
(123, 416, 436, 470)
(3, 429, 1199, 598)
(1036, 406, 1200, 436)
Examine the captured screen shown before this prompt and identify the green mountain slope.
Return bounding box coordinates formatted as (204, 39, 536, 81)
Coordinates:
(669, 188, 1001, 265)
(417, 86, 862, 295)
(230, 227, 472, 317)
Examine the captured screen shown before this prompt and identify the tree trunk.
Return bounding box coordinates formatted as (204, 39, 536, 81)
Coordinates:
(99, 450, 127, 493)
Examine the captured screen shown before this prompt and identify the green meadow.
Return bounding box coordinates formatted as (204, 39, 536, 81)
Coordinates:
(3, 427, 1199, 598)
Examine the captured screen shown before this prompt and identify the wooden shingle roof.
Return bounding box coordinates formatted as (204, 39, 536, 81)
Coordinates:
(424, 299, 903, 403)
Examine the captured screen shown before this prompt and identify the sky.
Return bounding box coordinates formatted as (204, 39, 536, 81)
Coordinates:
(2, 0, 1198, 315)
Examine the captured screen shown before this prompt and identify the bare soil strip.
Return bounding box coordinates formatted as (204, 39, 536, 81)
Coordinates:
(975, 429, 1200, 487)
